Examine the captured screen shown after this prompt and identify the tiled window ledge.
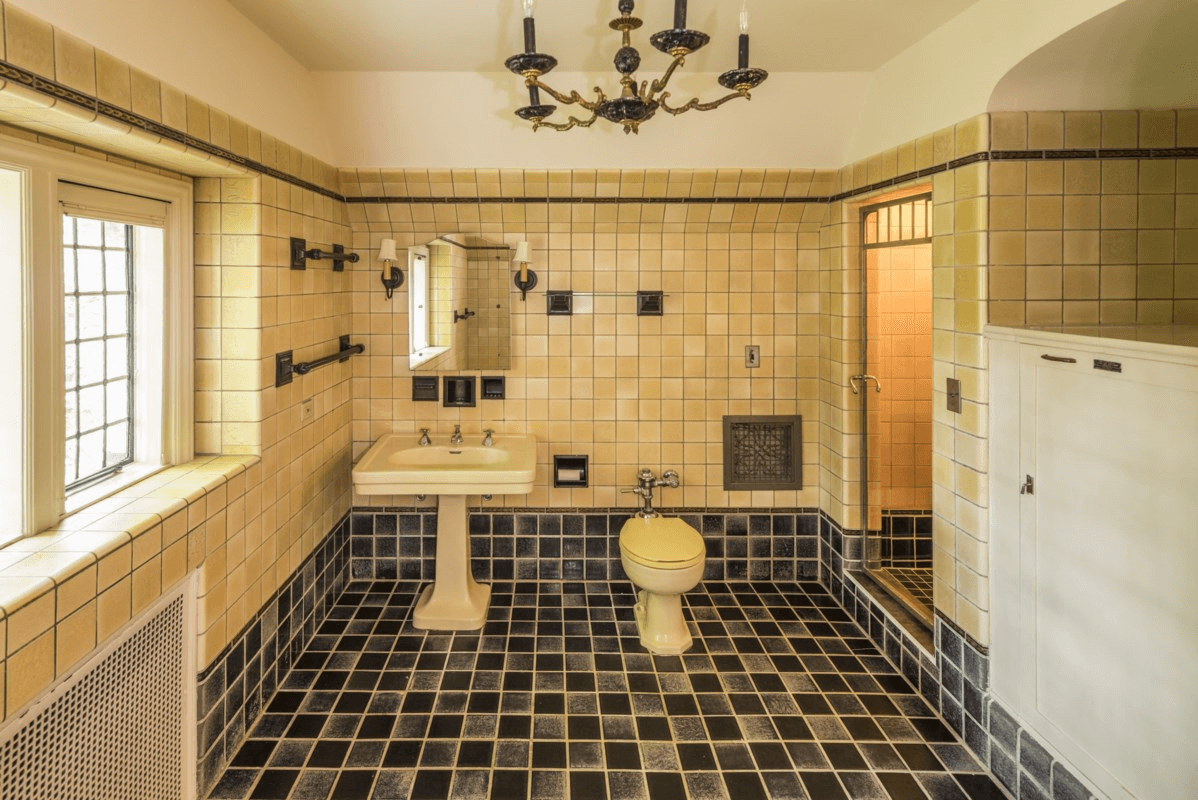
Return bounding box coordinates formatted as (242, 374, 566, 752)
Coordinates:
(0, 454, 257, 725)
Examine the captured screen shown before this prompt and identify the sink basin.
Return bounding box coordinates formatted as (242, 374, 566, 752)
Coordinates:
(351, 430, 538, 631)
(352, 432, 537, 496)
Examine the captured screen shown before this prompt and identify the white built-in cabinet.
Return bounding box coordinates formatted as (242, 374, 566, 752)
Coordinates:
(988, 326, 1198, 800)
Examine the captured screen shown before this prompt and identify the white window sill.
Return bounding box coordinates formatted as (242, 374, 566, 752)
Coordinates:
(409, 346, 450, 368)
(64, 462, 166, 517)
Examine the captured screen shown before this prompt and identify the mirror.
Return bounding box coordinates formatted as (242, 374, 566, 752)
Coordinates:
(408, 234, 512, 371)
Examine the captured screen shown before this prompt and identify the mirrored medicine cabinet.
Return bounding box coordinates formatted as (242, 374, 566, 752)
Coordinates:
(407, 234, 512, 371)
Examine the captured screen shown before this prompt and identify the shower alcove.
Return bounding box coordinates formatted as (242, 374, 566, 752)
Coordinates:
(857, 192, 935, 627)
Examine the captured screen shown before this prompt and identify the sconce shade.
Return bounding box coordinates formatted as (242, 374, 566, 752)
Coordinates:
(379, 238, 398, 261)
(513, 241, 532, 263)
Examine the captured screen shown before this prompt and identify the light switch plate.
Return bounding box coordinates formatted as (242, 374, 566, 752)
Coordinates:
(947, 377, 962, 413)
(745, 345, 761, 368)
(301, 397, 313, 421)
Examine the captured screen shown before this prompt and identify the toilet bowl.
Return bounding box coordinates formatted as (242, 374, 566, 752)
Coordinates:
(618, 516, 706, 655)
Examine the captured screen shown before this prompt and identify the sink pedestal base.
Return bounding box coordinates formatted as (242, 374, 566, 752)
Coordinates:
(412, 495, 490, 630)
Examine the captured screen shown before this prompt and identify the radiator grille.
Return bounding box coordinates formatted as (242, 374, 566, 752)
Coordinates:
(0, 593, 187, 800)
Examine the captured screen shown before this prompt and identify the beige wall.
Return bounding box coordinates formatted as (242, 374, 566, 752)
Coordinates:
(6, 0, 334, 161)
(0, 2, 355, 683)
(192, 174, 354, 665)
(340, 170, 831, 510)
(988, 110, 1198, 327)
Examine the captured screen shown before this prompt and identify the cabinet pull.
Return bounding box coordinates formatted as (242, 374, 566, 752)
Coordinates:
(1040, 354, 1077, 363)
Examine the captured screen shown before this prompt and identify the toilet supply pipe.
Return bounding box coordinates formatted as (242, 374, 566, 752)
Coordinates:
(621, 468, 680, 518)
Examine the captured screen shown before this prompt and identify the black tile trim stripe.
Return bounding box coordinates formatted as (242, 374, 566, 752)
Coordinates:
(5, 56, 1198, 210)
(0, 58, 344, 201)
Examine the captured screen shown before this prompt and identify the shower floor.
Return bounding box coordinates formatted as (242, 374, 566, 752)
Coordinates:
(206, 579, 1003, 800)
(876, 567, 934, 611)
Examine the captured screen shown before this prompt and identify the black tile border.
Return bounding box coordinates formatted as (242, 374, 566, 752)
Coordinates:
(348, 507, 822, 585)
(197, 513, 351, 795)
(6, 55, 1198, 211)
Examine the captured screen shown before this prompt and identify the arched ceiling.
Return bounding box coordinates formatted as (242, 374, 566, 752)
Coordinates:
(223, 0, 982, 74)
(989, 0, 1198, 111)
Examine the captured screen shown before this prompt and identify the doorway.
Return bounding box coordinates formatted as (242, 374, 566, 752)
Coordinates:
(857, 192, 934, 626)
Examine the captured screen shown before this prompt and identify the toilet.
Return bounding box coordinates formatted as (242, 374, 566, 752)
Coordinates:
(618, 516, 706, 655)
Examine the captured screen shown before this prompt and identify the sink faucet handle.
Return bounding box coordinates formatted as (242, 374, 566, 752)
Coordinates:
(450, 424, 463, 444)
(418, 428, 431, 446)
(482, 429, 495, 447)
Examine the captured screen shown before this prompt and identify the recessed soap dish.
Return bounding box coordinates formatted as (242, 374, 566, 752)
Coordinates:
(481, 376, 505, 399)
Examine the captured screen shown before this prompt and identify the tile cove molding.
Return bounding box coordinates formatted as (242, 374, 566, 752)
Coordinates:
(7, 55, 1198, 209)
(0, 58, 342, 200)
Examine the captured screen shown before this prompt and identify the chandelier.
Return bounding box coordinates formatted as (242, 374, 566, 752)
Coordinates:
(504, 0, 768, 134)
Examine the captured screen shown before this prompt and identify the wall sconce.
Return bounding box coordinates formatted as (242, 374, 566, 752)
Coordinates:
(512, 240, 537, 301)
(379, 238, 405, 300)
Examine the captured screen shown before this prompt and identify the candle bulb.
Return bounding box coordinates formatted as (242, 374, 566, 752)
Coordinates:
(738, 2, 750, 68)
(674, 0, 687, 29)
(523, 0, 536, 53)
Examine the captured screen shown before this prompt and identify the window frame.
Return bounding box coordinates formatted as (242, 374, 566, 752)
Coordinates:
(1, 135, 194, 542)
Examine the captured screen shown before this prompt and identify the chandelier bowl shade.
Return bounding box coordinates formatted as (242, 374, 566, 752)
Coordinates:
(648, 28, 710, 56)
(718, 66, 768, 91)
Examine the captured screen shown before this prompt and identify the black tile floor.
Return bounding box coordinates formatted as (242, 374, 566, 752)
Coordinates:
(208, 580, 1006, 800)
(876, 568, 934, 611)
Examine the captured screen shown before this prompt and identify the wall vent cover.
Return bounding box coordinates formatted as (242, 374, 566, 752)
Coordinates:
(0, 588, 190, 800)
(723, 415, 803, 491)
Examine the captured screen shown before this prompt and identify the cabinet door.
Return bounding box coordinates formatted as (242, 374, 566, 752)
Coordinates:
(1017, 342, 1198, 800)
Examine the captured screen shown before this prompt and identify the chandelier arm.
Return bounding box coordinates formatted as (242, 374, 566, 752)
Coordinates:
(645, 55, 687, 101)
(527, 77, 605, 111)
(533, 112, 599, 132)
(657, 88, 751, 116)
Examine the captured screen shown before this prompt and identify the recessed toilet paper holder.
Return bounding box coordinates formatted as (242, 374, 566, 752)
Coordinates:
(553, 455, 588, 487)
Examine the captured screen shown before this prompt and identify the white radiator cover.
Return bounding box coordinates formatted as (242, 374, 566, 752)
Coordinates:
(0, 579, 195, 800)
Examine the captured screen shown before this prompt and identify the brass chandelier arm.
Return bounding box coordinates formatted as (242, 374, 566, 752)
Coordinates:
(657, 88, 751, 116)
(645, 54, 686, 101)
(526, 77, 605, 111)
(533, 112, 599, 132)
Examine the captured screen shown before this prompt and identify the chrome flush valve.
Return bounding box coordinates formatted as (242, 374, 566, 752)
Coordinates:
(621, 468, 681, 517)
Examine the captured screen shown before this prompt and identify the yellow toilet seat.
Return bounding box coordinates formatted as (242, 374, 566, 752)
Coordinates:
(618, 516, 705, 568)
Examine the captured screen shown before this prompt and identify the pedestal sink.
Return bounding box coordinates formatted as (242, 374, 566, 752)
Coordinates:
(352, 432, 536, 630)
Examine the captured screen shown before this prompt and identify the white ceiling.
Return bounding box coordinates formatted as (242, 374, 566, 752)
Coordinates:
(225, 0, 984, 73)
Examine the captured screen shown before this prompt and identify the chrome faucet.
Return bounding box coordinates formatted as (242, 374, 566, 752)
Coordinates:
(621, 468, 681, 518)
(418, 428, 431, 446)
(483, 429, 494, 447)
(450, 424, 463, 445)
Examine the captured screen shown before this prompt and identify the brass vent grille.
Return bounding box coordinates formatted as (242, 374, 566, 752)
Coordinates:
(723, 415, 802, 491)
